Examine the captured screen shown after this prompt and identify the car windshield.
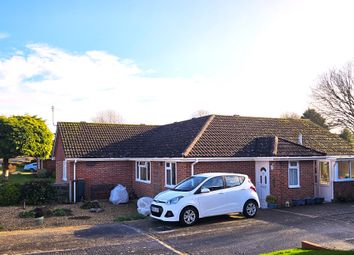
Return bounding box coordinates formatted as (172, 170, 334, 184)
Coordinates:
(173, 176, 207, 191)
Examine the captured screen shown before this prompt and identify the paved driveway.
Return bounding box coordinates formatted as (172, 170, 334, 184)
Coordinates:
(1, 203, 354, 255)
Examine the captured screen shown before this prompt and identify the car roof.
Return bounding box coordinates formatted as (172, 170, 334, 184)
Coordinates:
(193, 172, 248, 178)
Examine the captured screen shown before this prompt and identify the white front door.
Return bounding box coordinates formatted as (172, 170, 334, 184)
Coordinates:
(317, 161, 333, 202)
(255, 161, 270, 208)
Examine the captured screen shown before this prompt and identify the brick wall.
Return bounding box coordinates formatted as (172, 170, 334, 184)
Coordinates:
(270, 161, 315, 205)
(334, 181, 354, 201)
(55, 160, 64, 184)
(194, 161, 255, 183)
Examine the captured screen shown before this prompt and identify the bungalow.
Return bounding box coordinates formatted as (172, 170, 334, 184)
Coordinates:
(52, 115, 354, 207)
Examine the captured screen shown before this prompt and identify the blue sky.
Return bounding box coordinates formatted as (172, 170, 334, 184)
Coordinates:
(1, 0, 354, 130)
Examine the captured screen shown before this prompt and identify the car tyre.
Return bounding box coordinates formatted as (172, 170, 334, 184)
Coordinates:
(180, 206, 198, 226)
(243, 200, 258, 218)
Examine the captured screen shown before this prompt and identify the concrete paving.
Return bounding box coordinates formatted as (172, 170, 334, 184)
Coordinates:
(0, 203, 354, 255)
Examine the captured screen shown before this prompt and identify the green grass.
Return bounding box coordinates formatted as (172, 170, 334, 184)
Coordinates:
(0, 171, 54, 185)
(114, 213, 147, 222)
(261, 248, 354, 255)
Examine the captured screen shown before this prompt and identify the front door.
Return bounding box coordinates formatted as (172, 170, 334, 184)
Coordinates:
(255, 161, 270, 208)
(317, 161, 332, 202)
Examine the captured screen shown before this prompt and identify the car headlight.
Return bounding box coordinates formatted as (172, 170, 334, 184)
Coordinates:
(166, 196, 184, 205)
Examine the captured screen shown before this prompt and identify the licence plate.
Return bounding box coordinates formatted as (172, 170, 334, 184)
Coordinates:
(151, 206, 159, 213)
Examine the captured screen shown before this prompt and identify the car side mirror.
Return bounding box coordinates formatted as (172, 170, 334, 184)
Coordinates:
(201, 187, 210, 193)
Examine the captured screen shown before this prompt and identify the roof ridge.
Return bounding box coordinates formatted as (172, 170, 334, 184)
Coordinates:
(277, 137, 326, 155)
(182, 115, 215, 157)
(57, 121, 157, 127)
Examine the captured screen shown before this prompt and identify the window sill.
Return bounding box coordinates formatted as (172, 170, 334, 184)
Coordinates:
(334, 179, 354, 182)
(135, 179, 151, 184)
(288, 185, 300, 189)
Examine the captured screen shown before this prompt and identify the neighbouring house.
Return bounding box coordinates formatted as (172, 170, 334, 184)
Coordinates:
(52, 115, 354, 207)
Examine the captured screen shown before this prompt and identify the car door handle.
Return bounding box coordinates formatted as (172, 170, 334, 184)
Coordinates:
(218, 192, 224, 195)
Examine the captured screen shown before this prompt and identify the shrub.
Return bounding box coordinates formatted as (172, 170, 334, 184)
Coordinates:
(19, 210, 35, 218)
(266, 195, 277, 204)
(52, 208, 73, 217)
(21, 180, 56, 205)
(80, 200, 101, 209)
(0, 183, 21, 206)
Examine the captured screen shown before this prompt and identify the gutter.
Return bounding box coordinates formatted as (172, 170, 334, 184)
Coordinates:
(191, 159, 199, 176)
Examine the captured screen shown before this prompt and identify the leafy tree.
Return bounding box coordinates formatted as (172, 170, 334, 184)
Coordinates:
(91, 110, 123, 124)
(340, 128, 353, 144)
(301, 108, 328, 129)
(312, 62, 354, 130)
(0, 115, 53, 179)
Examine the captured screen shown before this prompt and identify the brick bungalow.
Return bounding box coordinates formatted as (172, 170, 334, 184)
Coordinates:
(52, 115, 354, 207)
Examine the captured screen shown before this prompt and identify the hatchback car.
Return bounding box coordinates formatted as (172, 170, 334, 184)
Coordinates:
(150, 172, 259, 226)
(23, 162, 38, 172)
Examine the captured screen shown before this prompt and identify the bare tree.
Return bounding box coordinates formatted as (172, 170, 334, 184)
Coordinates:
(192, 109, 210, 118)
(91, 110, 123, 124)
(280, 112, 300, 119)
(312, 63, 354, 131)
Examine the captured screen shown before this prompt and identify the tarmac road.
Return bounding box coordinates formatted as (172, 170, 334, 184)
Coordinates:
(1, 203, 354, 255)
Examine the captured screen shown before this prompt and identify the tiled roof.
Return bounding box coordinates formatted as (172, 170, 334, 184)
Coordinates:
(57, 116, 211, 158)
(186, 115, 353, 157)
(56, 115, 353, 159)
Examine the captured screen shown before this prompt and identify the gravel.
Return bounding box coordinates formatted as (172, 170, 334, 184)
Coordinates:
(0, 200, 138, 231)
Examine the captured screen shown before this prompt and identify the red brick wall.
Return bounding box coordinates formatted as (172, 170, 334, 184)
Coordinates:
(334, 181, 354, 201)
(55, 160, 64, 184)
(270, 161, 315, 205)
(54, 132, 65, 161)
(194, 161, 255, 183)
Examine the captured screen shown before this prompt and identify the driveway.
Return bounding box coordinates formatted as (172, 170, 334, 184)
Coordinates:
(1, 203, 354, 255)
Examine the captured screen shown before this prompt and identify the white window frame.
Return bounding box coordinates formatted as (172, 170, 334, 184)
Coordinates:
(136, 161, 151, 183)
(165, 162, 177, 188)
(288, 161, 300, 188)
(335, 160, 354, 182)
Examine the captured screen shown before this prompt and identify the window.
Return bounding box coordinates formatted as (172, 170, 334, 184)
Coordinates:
(225, 175, 245, 188)
(335, 160, 354, 180)
(338, 161, 350, 179)
(320, 161, 330, 185)
(288, 161, 300, 188)
(165, 162, 177, 187)
(136, 161, 151, 183)
(202, 176, 224, 191)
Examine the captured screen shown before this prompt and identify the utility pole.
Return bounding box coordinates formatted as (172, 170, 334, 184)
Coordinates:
(51, 105, 56, 127)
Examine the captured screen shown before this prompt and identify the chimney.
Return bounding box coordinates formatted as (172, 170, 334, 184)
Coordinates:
(298, 133, 303, 145)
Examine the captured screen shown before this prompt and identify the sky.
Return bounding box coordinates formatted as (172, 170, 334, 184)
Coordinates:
(1, 0, 354, 131)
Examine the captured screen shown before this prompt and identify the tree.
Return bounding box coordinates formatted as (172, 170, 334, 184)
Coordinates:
(192, 110, 210, 118)
(340, 128, 353, 144)
(301, 108, 328, 129)
(0, 115, 53, 179)
(91, 110, 123, 124)
(280, 112, 300, 119)
(312, 62, 354, 131)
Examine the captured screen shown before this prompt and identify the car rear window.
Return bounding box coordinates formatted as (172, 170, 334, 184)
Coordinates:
(225, 175, 245, 188)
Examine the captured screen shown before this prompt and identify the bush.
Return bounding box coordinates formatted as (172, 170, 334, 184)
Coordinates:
(0, 182, 21, 206)
(21, 180, 56, 205)
(19, 210, 35, 218)
(266, 195, 277, 204)
(52, 208, 73, 217)
(36, 169, 52, 178)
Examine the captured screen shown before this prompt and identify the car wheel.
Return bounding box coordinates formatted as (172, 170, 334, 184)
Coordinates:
(180, 206, 198, 226)
(243, 200, 258, 218)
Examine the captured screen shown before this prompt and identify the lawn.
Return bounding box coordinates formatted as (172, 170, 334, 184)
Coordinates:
(261, 249, 354, 254)
(0, 171, 38, 184)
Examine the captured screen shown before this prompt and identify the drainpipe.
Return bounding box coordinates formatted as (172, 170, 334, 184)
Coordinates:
(73, 159, 77, 203)
(191, 159, 199, 176)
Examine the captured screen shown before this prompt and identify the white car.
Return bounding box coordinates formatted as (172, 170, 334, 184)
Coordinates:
(150, 172, 260, 226)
